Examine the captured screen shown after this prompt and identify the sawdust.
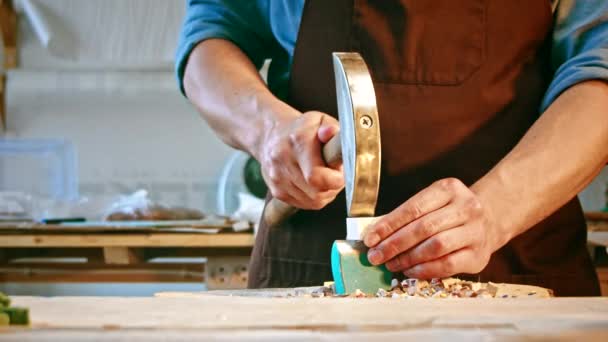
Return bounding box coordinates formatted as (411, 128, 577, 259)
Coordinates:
(309, 278, 553, 298)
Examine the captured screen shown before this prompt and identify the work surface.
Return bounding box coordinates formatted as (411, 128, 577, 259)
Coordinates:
(2, 294, 608, 341)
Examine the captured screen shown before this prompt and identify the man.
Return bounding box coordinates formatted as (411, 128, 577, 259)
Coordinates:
(177, 0, 608, 295)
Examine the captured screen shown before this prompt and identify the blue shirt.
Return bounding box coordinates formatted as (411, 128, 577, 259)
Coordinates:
(176, 0, 608, 111)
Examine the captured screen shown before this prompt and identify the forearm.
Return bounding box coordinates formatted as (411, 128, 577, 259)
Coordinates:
(183, 39, 298, 159)
(473, 80, 608, 247)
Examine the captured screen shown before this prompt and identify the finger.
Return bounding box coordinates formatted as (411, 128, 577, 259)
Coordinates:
(306, 166, 344, 191)
(402, 248, 478, 279)
(292, 117, 344, 192)
(264, 166, 312, 209)
(333, 163, 344, 174)
(266, 163, 340, 210)
(283, 180, 317, 209)
(317, 114, 339, 143)
(294, 160, 344, 195)
(285, 161, 318, 199)
(367, 204, 468, 265)
(364, 178, 463, 247)
(299, 188, 342, 210)
(267, 185, 301, 208)
(385, 225, 474, 272)
(282, 163, 342, 210)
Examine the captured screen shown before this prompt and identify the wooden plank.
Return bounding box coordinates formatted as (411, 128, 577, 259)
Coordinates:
(0, 263, 205, 282)
(0, 0, 18, 69)
(205, 256, 250, 290)
(588, 220, 608, 232)
(102, 247, 142, 265)
(1, 247, 105, 262)
(586, 211, 608, 222)
(0, 247, 253, 261)
(597, 267, 608, 297)
(0, 233, 255, 247)
(3, 329, 607, 341)
(5, 296, 608, 340)
(0, 218, 241, 232)
(588, 231, 608, 247)
(0, 73, 5, 131)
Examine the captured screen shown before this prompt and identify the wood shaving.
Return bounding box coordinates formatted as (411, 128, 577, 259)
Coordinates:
(315, 278, 553, 298)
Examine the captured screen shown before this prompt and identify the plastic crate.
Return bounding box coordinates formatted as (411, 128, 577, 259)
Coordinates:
(0, 139, 78, 201)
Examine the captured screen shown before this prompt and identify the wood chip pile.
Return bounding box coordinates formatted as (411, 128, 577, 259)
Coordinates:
(308, 278, 552, 298)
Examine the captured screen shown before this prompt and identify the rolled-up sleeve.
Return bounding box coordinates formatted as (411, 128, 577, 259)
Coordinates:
(175, 0, 272, 95)
(541, 0, 608, 111)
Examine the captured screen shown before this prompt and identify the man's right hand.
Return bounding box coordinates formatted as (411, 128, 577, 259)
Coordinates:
(256, 111, 345, 210)
(183, 40, 343, 210)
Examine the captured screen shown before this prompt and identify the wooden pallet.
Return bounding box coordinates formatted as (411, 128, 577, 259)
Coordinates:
(0, 228, 254, 288)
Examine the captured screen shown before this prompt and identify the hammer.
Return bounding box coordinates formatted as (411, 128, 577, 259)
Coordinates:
(262, 53, 392, 294)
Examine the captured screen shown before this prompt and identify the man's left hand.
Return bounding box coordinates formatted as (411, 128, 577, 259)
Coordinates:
(364, 178, 505, 279)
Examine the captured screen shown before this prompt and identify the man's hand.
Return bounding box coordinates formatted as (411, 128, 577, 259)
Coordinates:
(257, 111, 344, 210)
(363, 178, 506, 279)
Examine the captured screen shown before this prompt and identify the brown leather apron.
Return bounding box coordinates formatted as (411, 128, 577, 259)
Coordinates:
(249, 0, 600, 296)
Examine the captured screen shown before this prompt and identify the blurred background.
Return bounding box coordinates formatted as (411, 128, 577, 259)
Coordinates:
(0, 0, 266, 296)
(0, 0, 606, 296)
(1, 0, 237, 211)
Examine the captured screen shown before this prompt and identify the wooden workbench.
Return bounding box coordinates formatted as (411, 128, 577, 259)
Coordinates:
(0, 211, 606, 289)
(0, 227, 254, 288)
(1, 294, 607, 340)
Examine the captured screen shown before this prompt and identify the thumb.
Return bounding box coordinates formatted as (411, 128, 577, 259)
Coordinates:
(317, 116, 339, 143)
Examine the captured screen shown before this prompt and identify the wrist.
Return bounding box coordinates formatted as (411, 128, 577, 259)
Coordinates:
(250, 98, 300, 161)
(470, 175, 513, 252)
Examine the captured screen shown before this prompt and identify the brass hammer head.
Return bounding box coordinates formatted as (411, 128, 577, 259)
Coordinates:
(332, 53, 389, 295)
(332, 52, 381, 217)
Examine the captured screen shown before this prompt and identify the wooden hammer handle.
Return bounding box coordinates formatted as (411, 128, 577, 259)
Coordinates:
(263, 134, 342, 227)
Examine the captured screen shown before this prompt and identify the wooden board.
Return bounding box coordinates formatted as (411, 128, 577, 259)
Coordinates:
(0, 219, 242, 233)
(2, 295, 608, 340)
(0, 263, 206, 283)
(0, 74, 5, 130)
(586, 211, 608, 222)
(588, 231, 608, 247)
(0, 233, 254, 247)
(0, 0, 18, 69)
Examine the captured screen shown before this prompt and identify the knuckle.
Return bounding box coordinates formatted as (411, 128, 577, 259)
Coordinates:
(267, 169, 281, 184)
(288, 131, 307, 146)
(405, 265, 425, 279)
(382, 241, 401, 259)
(456, 207, 469, 222)
(417, 219, 436, 238)
(430, 237, 446, 253)
(271, 189, 289, 201)
(398, 253, 413, 268)
(269, 146, 287, 163)
(465, 197, 483, 215)
(406, 202, 424, 219)
(438, 177, 462, 192)
(442, 256, 456, 274)
(303, 111, 322, 120)
(375, 222, 393, 238)
(309, 199, 326, 210)
(386, 257, 400, 271)
(316, 193, 336, 207)
(304, 171, 323, 189)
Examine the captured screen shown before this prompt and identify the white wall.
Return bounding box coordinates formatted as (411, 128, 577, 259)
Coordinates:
(5, 70, 235, 211)
(1, 0, 606, 213)
(580, 168, 608, 211)
(2, 0, 236, 212)
(14, 0, 183, 69)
